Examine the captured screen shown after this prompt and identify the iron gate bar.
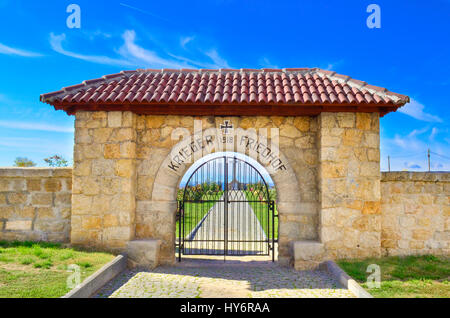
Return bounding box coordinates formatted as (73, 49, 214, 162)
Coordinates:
(224, 156, 228, 258)
(177, 154, 277, 260)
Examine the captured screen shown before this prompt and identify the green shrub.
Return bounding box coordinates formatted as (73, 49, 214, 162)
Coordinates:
(59, 251, 74, 261)
(33, 260, 53, 269)
(76, 261, 93, 268)
(20, 257, 34, 265)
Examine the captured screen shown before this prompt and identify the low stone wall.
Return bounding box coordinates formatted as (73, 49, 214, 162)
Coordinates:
(0, 168, 72, 242)
(0, 167, 448, 260)
(381, 172, 449, 256)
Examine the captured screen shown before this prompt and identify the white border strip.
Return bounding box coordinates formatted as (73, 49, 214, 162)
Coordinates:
(320, 260, 373, 298)
(62, 254, 127, 298)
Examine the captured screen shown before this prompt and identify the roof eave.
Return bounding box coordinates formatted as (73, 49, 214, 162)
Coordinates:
(48, 101, 405, 117)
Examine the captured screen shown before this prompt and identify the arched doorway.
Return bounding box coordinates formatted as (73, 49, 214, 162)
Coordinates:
(176, 152, 278, 261)
(151, 129, 302, 266)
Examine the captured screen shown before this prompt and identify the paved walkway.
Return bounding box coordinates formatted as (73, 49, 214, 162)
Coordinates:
(95, 261, 355, 298)
(185, 191, 267, 255)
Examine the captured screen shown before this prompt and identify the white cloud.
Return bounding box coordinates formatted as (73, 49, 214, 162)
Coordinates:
(398, 98, 442, 123)
(259, 57, 278, 69)
(0, 137, 43, 149)
(390, 127, 428, 152)
(49, 29, 230, 70)
(118, 30, 186, 68)
(0, 137, 74, 165)
(167, 48, 231, 69)
(82, 30, 113, 41)
(49, 33, 132, 66)
(0, 42, 42, 57)
(119, 30, 231, 69)
(429, 127, 438, 141)
(381, 126, 450, 171)
(0, 120, 74, 133)
(165, 53, 213, 68)
(321, 60, 344, 71)
(404, 161, 421, 169)
(204, 49, 230, 68)
(119, 3, 170, 22)
(180, 36, 195, 49)
(408, 127, 429, 138)
(391, 134, 421, 151)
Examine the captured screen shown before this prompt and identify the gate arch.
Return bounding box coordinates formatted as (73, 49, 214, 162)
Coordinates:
(177, 154, 276, 260)
(151, 136, 301, 265)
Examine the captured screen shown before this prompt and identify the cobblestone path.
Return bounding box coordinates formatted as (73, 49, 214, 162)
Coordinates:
(95, 262, 355, 298)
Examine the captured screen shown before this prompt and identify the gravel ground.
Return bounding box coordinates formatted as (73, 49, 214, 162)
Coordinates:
(95, 264, 355, 298)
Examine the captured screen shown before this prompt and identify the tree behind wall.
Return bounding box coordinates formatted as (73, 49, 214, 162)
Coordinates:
(44, 155, 69, 167)
(13, 157, 36, 167)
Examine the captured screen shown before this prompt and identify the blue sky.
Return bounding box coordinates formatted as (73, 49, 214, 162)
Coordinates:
(0, 0, 448, 170)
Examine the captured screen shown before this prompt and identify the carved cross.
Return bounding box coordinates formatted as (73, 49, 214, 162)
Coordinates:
(220, 120, 233, 135)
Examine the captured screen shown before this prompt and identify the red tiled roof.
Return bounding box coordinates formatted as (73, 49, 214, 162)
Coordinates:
(40, 68, 409, 116)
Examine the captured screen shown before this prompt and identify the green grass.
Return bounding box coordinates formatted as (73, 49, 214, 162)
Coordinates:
(244, 191, 278, 240)
(0, 240, 115, 298)
(176, 190, 279, 241)
(245, 200, 278, 240)
(338, 255, 450, 298)
(176, 192, 223, 238)
(33, 260, 53, 269)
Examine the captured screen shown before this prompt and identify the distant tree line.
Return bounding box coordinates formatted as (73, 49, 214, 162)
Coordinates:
(13, 155, 70, 167)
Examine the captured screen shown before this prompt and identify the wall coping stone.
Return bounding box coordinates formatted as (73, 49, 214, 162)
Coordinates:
(62, 254, 127, 298)
(319, 260, 373, 298)
(0, 167, 72, 178)
(381, 171, 449, 182)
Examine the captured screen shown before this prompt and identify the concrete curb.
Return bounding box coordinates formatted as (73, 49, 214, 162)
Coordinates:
(320, 260, 373, 298)
(62, 254, 127, 298)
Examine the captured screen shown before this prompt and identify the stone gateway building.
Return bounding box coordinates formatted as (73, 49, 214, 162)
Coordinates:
(2, 68, 448, 269)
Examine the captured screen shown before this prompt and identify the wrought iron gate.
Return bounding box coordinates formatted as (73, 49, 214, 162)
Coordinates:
(176, 156, 277, 261)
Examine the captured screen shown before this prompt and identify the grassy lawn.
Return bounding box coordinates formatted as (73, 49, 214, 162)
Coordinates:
(246, 200, 278, 240)
(176, 192, 223, 238)
(176, 201, 216, 238)
(338, 255, 450, 298)
(0, 241, 115, 298)
(176, 190, 279, 241)
(245, 190, 278, 240)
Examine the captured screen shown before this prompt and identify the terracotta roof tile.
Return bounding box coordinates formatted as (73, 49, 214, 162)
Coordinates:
(40, 68, 409, 116)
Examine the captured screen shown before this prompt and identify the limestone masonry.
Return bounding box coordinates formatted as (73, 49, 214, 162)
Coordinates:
(36, 68, 417, 268)
(0, 113, 448, 266)
(2, 68, 442, 268)
(381, 172, 449, 256)
(0, 168, 72, 242)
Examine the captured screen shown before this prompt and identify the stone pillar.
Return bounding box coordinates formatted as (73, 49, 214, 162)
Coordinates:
(318, 112, 381, 259)
(71, 111, 137, 251)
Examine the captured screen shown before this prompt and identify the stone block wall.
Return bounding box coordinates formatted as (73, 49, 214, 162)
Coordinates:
(381, 172, 449, 256)
(72, 111, 138, 250)
(318, 112, 382, 259)
(2, 111, 447, 264)
(134, 115, 320, 264)
(0, 168, 72, 242)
